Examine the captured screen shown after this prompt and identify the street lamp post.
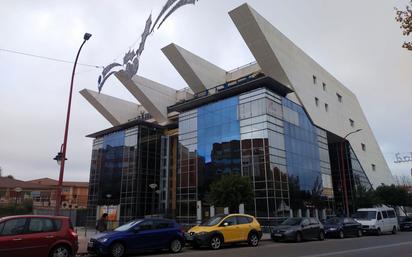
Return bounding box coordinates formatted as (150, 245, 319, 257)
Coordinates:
(54, 33, 92, 216)
(149, 183, 158, 216)
(340, 129, 362, 217)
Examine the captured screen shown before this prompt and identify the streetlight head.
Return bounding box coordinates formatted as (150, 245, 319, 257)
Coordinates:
(53, 152, 66, 166)
(83, 33, 92, 40)
(149, 183, 158, 189)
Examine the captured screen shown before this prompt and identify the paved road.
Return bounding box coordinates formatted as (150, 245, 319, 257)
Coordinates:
(91, 232, 412, 257)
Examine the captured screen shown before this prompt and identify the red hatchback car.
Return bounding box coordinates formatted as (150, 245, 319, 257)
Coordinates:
(0, 215, 78, 257)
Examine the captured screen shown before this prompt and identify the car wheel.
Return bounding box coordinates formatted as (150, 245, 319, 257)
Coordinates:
(376, 228, 381, 236)
(49, 245, 71, 257)
(210, 235, 222, 250)
(169, 239, 183, 253)
(295, 232, 302, 243)
(248, 232, 259, 247)
(392, 226, 397, 234)
(319, 231, 325, 241)
(357, 229, 363, 237)
(110, 242, 125, 257)
(338, 230, 344, 239)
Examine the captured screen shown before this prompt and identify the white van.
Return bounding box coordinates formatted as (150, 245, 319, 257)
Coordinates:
(354, 207, 399, 235)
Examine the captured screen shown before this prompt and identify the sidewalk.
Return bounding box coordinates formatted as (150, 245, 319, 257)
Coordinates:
(76, 227, 98, 255)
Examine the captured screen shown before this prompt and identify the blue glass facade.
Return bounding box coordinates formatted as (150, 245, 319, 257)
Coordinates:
(177, 88, 335, 224)
(197, 96, 240, 168)
(283, 98, 322, 192)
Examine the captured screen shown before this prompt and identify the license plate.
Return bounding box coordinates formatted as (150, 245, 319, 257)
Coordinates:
(274, 233, 282, 237)
(87, 242, 94, 248)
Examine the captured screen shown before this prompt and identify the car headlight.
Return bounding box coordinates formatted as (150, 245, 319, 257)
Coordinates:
(97, 237, 108, 243)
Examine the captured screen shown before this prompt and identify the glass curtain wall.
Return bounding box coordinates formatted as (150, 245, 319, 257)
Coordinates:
(329, 141, 371, 215)
(86, 125, 163, 225)
(177, 87, 334, 225)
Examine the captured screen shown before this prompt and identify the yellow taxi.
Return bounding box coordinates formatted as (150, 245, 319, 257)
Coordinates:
(185, 214, 262, 250)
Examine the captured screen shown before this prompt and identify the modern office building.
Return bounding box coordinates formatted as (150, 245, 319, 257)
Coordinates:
(81, 4, 393, 226)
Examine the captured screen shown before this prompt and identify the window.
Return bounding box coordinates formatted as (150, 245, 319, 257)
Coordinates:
(301, 218, 310, 226)
(222, 216, 237, 226)
(154, 220, 174, 229)
(361, 143, 366, 151)
(382, 211, 388, 219)
(28, 218, 55, 233)
(309, 218, 319, 225)
(388, 210, 396, 218)
(349, 119, 354, 127)
(0, 218, 27, 236)
(313, 75, 317, 84)
(324, 103, 328, 112)
(322, 82, 327, 91)
(138, 220, 154, 231)
(372, 164, 376, 171)
(337, 93, 342, 103)
(377, 212, 382, 220)
(315, 97, 319, 106)
(237, 216, 252, 224)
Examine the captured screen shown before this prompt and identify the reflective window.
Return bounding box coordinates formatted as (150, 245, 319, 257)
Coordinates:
(1, 218, 26, 236)
(28, 218, 55, 233)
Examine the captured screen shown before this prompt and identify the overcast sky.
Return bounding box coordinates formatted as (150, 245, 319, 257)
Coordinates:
(1, 0, 411, 182)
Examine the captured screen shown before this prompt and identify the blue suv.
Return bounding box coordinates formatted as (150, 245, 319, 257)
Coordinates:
(87, 218, 185, 257)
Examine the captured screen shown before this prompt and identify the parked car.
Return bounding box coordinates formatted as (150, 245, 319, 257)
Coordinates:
(398, 216, 412, 231)
(0, 215, 78, 257)
(353, 207, 399, 235)
(323, 217, 363, 238)
(185, 214, 262, 250)
(87, 218, 185, 257)
(271, 217, 325, 242)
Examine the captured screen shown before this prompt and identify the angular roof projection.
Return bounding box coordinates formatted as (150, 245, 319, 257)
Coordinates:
(79, 89, 143, 126)
(230, 3, 393, 187)
(115, 71, 177, 124)
(162, 43, 227, 93)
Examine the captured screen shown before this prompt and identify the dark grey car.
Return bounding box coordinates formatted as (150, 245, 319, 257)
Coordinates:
(271, 217, 325, 242)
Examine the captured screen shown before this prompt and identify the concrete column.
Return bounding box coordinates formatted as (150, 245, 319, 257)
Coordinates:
(210, 206, 215, 217)
(297, 209, 302, 218)
(322, 209, 327, 220)
(306, 209, 310, 218)
(196, 201, 202, 224)
(289, 209, 293, 218)
(224, 207, 229, 214)
(315, 209, 319, 219)
(239, 203, 245, 214)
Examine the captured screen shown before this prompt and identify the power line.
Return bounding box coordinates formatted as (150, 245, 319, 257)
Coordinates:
(0, 48, 104, 69)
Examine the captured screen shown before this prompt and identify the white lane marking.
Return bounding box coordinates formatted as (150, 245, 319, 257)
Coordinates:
(298, 241, 412, 257)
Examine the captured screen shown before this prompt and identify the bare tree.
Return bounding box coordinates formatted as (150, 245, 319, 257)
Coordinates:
(395, 1, 412, 50)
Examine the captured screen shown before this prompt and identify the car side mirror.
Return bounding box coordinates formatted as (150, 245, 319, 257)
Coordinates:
(222, 222, 229, 227)
(301, 224, 305, 228)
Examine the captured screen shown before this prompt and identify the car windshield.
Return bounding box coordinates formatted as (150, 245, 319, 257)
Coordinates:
(324, 217, 342, 225)
(281, 218, 302, 226)
(354, 211, 376, 220)
(114, 220, 141, 231)
(201, 215, 226, 226)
